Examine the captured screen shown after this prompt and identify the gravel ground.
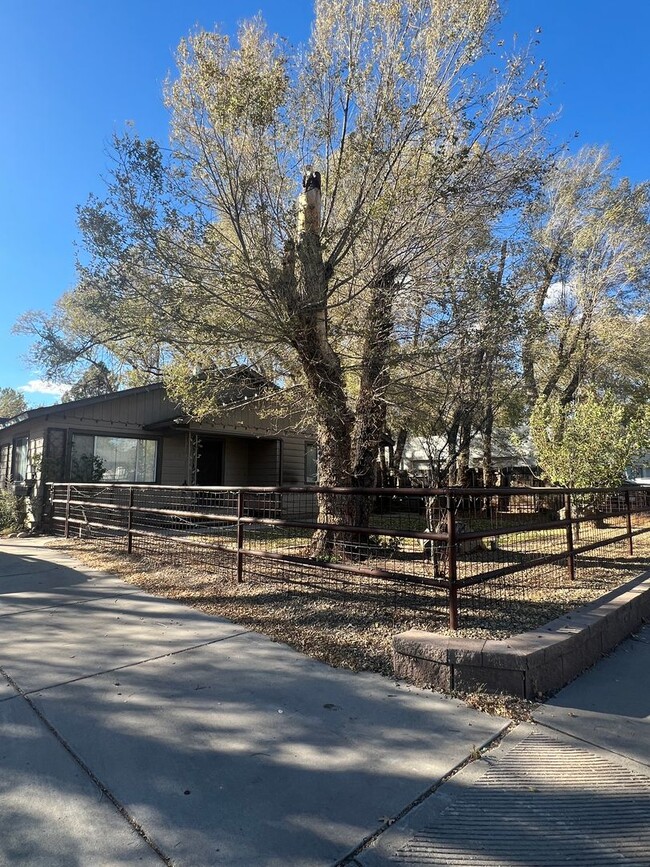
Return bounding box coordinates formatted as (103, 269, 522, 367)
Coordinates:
(44, 532, 650, 720)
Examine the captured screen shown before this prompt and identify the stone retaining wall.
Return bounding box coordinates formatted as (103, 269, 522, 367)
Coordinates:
(393, 572, 650, 699)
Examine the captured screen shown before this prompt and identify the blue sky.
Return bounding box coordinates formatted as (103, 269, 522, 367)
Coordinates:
(1, 0, 648, 406)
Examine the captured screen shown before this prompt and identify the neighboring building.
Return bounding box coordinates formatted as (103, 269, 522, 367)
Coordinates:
(627, 453, 650, 486)
(0, 381, 315, 527)
(401, 429, 537, 484)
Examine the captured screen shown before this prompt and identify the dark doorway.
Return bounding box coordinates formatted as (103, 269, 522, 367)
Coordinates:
(195, 438, 224, 485)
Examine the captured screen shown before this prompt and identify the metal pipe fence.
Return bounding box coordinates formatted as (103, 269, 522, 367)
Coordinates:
(46, 482, 650, 629)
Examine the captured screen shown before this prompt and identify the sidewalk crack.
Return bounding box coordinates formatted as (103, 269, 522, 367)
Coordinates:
(6, 629, 253, 699)
(0, 664, 174, 866)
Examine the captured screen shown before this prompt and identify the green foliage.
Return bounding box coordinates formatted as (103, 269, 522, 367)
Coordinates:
(0, 387, 27, 418)
(62, 362, 119, 403)
(0, 489, 25, 531)
(530, 390, 650, 489)
(70, 454, 106, 483)
(519, 147, 650, 408)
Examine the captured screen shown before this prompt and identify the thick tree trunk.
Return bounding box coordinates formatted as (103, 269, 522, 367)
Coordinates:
(291, 186, 396, 557)
(348, 272, 395, 530)
(290, 215, 358, 556)
(298, 348, 355, 558)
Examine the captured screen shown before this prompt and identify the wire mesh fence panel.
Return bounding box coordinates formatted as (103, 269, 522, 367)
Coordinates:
(47, 482, 650, 630)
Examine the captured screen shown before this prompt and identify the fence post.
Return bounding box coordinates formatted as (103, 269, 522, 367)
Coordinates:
(236, 489, 244, 583)
(447, 491, 459, 630)
(127, 486, 134, 554)
(564, 491, 576, 581)
(64, 484, 71, 538)
(625, 489, 633, 556)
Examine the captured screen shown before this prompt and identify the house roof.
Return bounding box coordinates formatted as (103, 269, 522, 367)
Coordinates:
(0, 370, 280, 433)
(0, 383, 166, 431)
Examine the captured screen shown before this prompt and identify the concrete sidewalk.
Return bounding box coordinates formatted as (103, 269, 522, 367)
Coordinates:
(0, 537, 507, 867)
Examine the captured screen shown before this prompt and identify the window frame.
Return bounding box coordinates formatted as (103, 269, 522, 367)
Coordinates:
(11, 435, 30, 483)
(67, 430, 161, 484)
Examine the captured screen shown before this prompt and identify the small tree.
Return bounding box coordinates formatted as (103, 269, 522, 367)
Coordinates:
(0, 488, 24, 531)
(70, 454, 106, 483)
(61, 362, 119, 402)
(530, 389, 650, 490)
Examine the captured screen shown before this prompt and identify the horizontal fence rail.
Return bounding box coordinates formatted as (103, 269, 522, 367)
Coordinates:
(46, 482, 650, 629)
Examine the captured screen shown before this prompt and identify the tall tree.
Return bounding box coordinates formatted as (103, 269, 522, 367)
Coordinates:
(387, 235, 522, 486)
(518, 147, 650, 408)
(20, 0, 548, 542)
(61, 362, 120, 403)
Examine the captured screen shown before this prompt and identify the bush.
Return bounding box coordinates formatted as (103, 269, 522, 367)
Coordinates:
(0, 488, 26, 531)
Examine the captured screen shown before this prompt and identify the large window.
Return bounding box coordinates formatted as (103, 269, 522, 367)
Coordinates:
(70, 434, 158, 483)
(12, 437, 29, 482)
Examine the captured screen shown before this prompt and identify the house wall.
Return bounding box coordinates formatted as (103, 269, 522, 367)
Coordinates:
(0, 443, 9, 485)
(159, 434, 287, 488)
(38, 390, 172, 436)
(0, 418, 47, 527)
(159, 436, 189, 486)
(0, 420, 47, 480)
(0, 385, 314, 528)
(281, 435, 310, 485)
(204, 402, 293, 438)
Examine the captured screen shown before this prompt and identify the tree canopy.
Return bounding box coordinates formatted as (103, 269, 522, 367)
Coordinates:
(531, 390, 650, 489)
(518, 147, 650, 408)
(15, 0, 650, 495)
(61, 361, 119, 403)
(0, 388, 27, 419)
(18, 0, 548, 484)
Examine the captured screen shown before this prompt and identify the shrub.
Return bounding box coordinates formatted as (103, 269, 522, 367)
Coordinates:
(0, 488, 26, 531)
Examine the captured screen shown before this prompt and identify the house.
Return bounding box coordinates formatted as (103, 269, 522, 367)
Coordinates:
(0, 381, 316, 527)
(626, 453, 650, 486)
(401, 429, 537, 485)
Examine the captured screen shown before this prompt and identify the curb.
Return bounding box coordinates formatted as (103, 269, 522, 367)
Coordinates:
(393, 571, 650, 698)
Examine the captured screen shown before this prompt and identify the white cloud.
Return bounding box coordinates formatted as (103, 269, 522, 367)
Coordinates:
(19, 379, 70, 398)
(544, 281, 578, 311)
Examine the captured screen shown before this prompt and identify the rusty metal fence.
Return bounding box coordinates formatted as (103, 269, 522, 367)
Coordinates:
(46, 483, 650, 629)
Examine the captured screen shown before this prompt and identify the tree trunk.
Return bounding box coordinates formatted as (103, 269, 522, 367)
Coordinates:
(348, 271, 395, 530)
(455, 419, 472, 487)
(481, 402, 495, 514)
(291, 221, 358, 556)
(392, 428, 408, 482)
(291, 186, 396, 557)
(481, 403, 495, 489)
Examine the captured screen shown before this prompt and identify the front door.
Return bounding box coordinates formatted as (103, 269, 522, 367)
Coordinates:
(195, 437, 224, 486)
